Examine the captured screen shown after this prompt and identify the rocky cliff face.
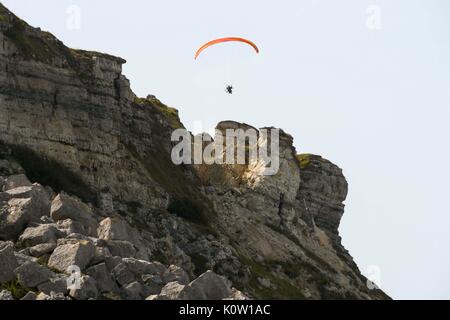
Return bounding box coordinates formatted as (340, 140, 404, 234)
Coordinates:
(0, 4, 388, 300)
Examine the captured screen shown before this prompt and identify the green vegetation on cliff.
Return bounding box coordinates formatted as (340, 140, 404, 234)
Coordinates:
(134, 96, 183, 130)
(297, 153, 311, 169)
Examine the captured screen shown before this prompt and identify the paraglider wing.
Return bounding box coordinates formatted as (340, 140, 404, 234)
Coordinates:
(194, 37, 259, 60)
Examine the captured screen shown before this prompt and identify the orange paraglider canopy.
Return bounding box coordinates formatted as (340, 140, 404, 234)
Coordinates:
(194, 37, 259, 59)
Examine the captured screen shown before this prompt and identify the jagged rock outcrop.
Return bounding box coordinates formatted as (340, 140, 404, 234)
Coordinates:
(0, 4, 389, 300)
(0, 169, 246, 300)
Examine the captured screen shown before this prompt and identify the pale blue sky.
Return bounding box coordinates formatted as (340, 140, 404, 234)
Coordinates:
(3, 0, 450, 299)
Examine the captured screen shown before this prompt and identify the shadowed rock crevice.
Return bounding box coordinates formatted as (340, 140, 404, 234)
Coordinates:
(0, 142, 95, 204)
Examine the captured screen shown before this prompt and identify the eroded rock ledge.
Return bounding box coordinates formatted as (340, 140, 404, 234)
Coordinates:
(0, 4, 389, 300)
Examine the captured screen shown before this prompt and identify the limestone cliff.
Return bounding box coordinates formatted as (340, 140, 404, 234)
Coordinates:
(0, 4, 389, 300)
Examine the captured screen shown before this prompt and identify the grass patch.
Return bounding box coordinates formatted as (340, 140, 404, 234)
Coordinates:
(265, 257, 349, 300)
(0, 14, 9, 23)
(237, 255, 306, 300)
(101, 292, 121, 300)
(235, 252, 343, 299)
(134, 97, 183, 130)
(0, 279, 31, 300)
(296, 154, 311, 169)
(36, 256, 49, 266)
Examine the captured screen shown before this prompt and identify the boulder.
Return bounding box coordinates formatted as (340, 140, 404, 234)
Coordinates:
(141, 274, 164, 295)
(0, 290, 14, 300)
(121, 258, 166, 276)
(90, 237, 107, 247)
(3, 174, 32, 191)
(98, 217, 148, 259)
(29, 242, 57, 257)
(56, 219, 86, 236)
(105, 256, 122, 271)
(35, 293, 50, 300)
(60, 233, 95, 244)
(15, 261, 55, 288)
(48, 240, 95, 272)
(98, 217, 133, 241)
(20, 291, 38, 300)
(159, 281, 186, 300)
(18, 223, 63, 247)
(0, 185, 50, 240)
(85, 263, 118, 293)
(179, 271, 233, 300)
(49, 293, 67, 300)
(224, 288, 249, 300)
(36, 292, 67, 300)
(0, 243, 18, 284)
(90, 246, 112, 265)
(14, 251, 38, 265)
(111, 262, 136, 287)
(50, 193, 98, 236)
(0, 160, 23, 178)
(37, 275, 68, 295)
(111, 258, 167, 290)
(122, 281, 147, 300)
(163, 265, 190, 285)
(146, 294, 169, 300)
(68, 275, 98, 300)
(35, 293, 49, 300)
(106, 240, 136, 258)
(0, 198, 33, 240)
(61, 233, 96, 243)
(1, 184, 46, 200)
